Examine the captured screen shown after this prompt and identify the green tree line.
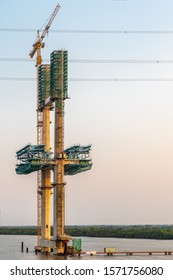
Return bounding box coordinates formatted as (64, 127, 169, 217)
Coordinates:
(1, 225, 173, 239)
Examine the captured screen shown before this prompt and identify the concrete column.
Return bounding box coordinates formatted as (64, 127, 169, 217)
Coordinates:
(53, 100, 66, 254)
(41, 107, 51, 252)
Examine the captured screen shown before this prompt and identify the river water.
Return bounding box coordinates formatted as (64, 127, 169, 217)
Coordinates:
(0, 235, 173, 260)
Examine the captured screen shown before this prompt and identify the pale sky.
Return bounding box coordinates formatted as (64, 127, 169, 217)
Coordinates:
(0, 0, 173, 225)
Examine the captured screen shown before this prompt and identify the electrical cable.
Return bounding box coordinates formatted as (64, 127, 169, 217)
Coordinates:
(1, 58, 173, 64)
(1, 77, 173, 82)
(1, 28, 173, 34)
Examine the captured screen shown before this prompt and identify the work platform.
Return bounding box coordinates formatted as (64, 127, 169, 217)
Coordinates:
(16, 144, 92, 175)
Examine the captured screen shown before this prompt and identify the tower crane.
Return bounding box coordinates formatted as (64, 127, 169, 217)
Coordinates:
(29, 3, 61, 250)
(29, 3, 61, 66)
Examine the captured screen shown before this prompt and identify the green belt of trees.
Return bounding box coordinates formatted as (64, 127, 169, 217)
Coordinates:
(1, 225, 173, 239)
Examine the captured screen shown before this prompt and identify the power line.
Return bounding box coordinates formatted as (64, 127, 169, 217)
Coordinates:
(1, 77, 173, 82)
(0, 58, 36, 62)
(1, 58, 173, 64)
(0, 77, 35, 81)
(69, 78, 173, 82)
(1, 28, 173, 34)
(69, 59, 173, 64)
(44, 29, 173, 34)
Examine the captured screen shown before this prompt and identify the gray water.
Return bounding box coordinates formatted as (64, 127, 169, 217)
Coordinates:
(0, 235, 173, 260)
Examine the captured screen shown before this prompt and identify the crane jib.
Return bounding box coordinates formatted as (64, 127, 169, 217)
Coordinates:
(29, 3, 61, 63)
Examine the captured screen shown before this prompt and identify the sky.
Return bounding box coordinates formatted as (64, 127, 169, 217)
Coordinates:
(1, 0, 173, 226)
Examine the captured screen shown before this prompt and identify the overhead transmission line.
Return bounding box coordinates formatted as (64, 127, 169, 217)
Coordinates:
(1, 77, 173, 82)
(1, 28, 173, 34)
(1, 58, 173, 64)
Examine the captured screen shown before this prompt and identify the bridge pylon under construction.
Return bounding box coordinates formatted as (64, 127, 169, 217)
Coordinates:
(15, 50, 92, 254)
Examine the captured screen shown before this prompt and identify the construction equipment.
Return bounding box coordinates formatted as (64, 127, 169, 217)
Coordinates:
(16, 49, 93, 254)
(16, 4, 93, 255)
(16, 144, 92, 175)
(29, 4, 60, 250)
(29, 3, 61, 66)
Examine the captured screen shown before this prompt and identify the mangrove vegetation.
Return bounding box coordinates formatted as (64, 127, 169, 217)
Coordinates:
(1, 225, 173, 240)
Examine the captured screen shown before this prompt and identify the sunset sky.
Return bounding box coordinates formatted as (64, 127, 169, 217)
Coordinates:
(1, 0, 173, 226)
